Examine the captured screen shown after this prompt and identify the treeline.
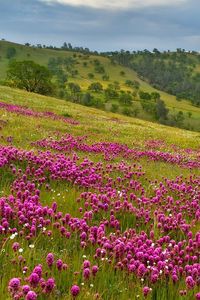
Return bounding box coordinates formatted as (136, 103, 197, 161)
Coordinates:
(110, 49, 200, 107)
(23, 42, 99, 55)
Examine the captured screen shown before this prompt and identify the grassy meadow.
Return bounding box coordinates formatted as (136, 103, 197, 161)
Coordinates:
(0, 85, 199, 299)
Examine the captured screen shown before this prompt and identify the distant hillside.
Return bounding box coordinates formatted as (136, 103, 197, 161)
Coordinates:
(0, 41, 200, 131)
(112, 49, 200, 107)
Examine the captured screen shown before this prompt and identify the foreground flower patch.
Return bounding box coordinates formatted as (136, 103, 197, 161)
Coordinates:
(0, 141, 199, 299)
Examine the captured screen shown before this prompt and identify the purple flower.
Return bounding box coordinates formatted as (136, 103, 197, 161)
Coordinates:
(12, 242, 20, 252)
(196, 293, 200, 300)
(83, 268, 90, 279)
(71, 285, 80, 297)
(185, 276, 195, 289)
(29, 272, 40, 287)
(25, 291, 37, 300)
(143, 286, 151, 297)
(22, 285, 30, 295)
(46, 253, 54, 268)
(45, 278, 56, 293)
(83, 260, 90, 269)
(56, 259, 63, 271)
(92, 265, 99, 276)
(8, 278, 20, 292)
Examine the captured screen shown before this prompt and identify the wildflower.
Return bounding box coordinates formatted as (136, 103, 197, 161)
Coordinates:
(12, 242, 20, 252)
(196, 293, 200, 300)
(71, 285, 80, 297)
(46, 253, 54, 268)
(92, 265, 99, 276)
(143, 286, 151, 297)
(83, 260, 90, 269)
(29, 272, 40, 287)
(45, 278, 56, 293)
(22, 285, 30, 295)
(83, 268, 90, 279)
(186, 276, 195, 289)
(25, 291, 37, 300)
(8, 278, 20, 292)
(56, 259, 63, 271)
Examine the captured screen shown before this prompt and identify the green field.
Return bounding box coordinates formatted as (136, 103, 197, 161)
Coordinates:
(0, 41, 200, 131)
(0, 85, 200, 299)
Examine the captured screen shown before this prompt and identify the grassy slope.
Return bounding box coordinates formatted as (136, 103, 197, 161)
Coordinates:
(0, 86, 199, 299)
(0, 41, 200, 130)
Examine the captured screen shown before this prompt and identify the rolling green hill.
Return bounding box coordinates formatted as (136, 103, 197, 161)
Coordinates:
(0, 41, 200, 131)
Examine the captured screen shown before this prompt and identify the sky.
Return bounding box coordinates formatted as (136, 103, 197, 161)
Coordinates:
(0, 0, 200, 51)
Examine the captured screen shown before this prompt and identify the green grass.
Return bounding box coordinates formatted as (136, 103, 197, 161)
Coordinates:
(0, 86, 199, 299)
(0, 40, 200, 131)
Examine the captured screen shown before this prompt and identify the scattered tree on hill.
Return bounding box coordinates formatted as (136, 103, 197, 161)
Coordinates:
(155, 99, 169, 121)
(122, 106, 138, 116)
(139, 91, 152, 100)
(151, 92, 161, 101)
(68, 82, 81, 95)
(6, 60, 53, 95)
(111, 103, 119, 113)
(94, 64, 105, 74)
(125, 80, 140, 89)
(88, 73, 94, 79)
(104, 86, 119, 100)
(119, 92, 133, 105)
(169, 110, 185, 126)
(88, 82, 103, 92)
(102, 74, 109, 81)
(6, 47, 16, 59)
(81, 92, 93, 106)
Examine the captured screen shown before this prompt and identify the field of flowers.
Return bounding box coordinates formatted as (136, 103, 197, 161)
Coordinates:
(0, 86, 199, 299)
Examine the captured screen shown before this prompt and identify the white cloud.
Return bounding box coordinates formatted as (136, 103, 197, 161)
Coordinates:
(40, 0, 187, 10)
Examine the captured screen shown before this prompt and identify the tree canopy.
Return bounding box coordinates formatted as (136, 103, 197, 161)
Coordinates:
(6, 60, 53, 95)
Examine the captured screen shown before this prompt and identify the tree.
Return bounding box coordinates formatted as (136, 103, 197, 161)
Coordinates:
(6, 47, 16, 59)
(88, 73, 94, 79)
(68, 82, 81, 95)
(125, 80, 140, 90)
(94, 65, 105, 74)
(169, 110, 185, 126)
(119, 92, 133, 105)
(6, 60, 53, 95)
(81, 92, 93, 106)
(104, 86, 119, 100)
(151, 92, 160, 101)
(139, 91, 152, 100)
(111, 103, 119, 113)
(88, 82, 103, 92)
(155, 99, 169, 121)
(102, 74, 109, 81)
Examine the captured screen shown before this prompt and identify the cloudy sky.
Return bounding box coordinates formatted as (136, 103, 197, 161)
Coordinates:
(0, 0, 200, 51)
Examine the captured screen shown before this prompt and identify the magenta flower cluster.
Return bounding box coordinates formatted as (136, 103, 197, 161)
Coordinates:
(0, 130, 198, 299)
(0, 101, 78, 125)
(33, 133, 200, 168)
